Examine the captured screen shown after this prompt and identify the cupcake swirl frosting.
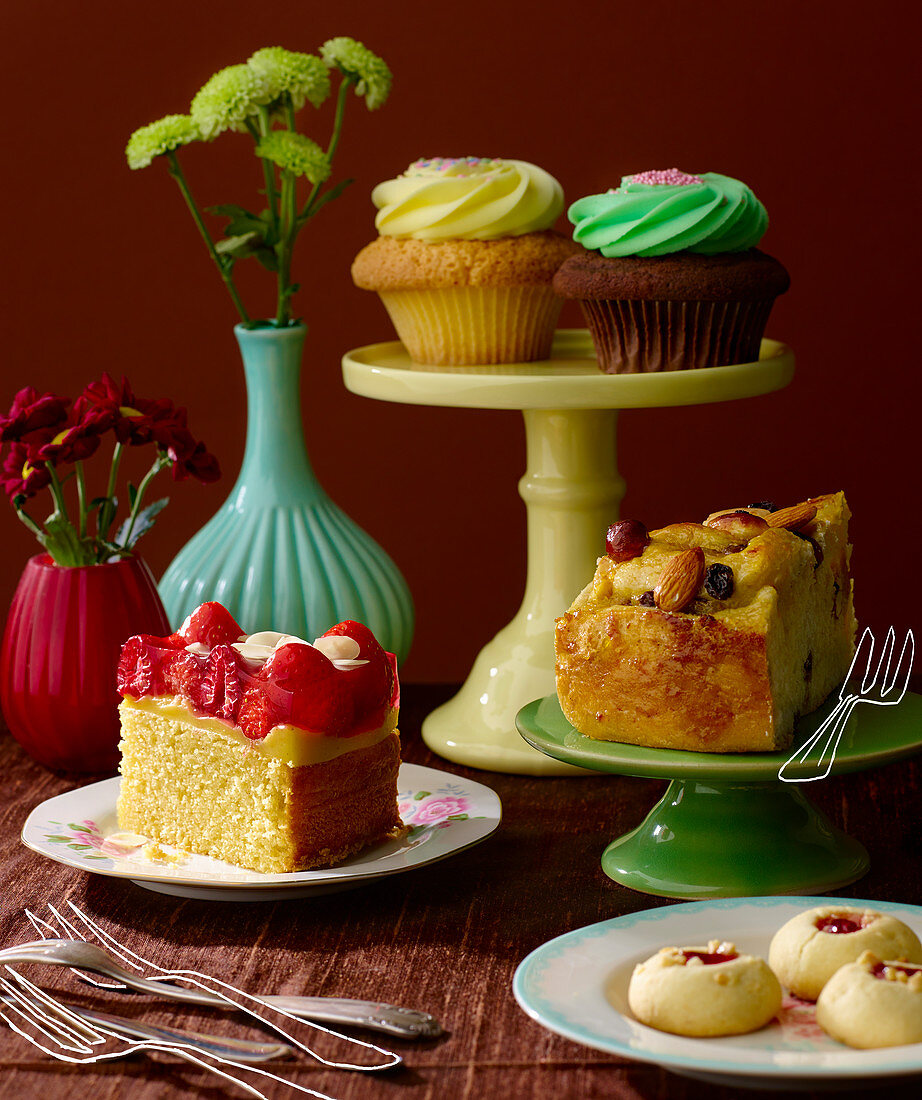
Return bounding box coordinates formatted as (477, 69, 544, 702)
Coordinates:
(568, 170, 769, 257)
(372, 157, 564, 241)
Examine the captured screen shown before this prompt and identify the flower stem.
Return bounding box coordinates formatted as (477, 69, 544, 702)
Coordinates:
(118, 453, 168, 551)
(274, 170, 296, 326)
(254, 109, 279, 237)
(99, 440, 123, 539)
(75, 460, 87, 538)
(14, 505, 45, 540)
(300, 77, 352, 224)
(166, 151, 251, 324)
(46, 464, 70, 523)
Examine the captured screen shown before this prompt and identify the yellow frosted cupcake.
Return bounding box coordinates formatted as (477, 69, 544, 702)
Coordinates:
(352, 157, 579, 365)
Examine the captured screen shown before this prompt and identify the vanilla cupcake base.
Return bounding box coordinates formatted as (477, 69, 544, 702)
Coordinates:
(379, 285, 562, 365)
(628, 942, 782, 1037)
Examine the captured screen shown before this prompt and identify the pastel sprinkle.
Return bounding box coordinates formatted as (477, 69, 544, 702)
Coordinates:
(629, 168, 704, 187)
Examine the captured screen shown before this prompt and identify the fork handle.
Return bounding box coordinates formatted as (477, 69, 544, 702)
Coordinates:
(104, 978, 441, 1038)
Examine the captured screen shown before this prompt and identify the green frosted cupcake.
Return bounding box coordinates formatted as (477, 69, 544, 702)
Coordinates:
(553, 169, 790, 373)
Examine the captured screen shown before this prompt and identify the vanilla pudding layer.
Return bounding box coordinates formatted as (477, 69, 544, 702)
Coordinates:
(117, 699, 401, 873)
(120, 695, 398, 766)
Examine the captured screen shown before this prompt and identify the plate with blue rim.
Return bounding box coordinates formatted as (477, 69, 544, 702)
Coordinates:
(513, 895, 922, 1089)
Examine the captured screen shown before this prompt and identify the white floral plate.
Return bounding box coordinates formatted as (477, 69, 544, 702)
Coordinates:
(22, 764, 501, 901)
(513, 896, 922, 1090)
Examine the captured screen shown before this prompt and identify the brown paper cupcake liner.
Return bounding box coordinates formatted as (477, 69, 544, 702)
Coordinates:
(580, 298, 778, 373)
(379, 286, 563, 366)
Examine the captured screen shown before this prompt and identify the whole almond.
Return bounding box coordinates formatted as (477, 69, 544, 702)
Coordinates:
(766, 502, 817, 531)
(705, 510, 769, 538)
(654, 547, 705, 613)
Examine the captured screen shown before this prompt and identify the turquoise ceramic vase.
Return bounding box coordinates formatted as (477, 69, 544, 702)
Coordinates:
(158, 323, 414, 662)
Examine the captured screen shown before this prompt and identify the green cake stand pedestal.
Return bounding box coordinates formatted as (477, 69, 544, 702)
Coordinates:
(343, 331, 794, 775)
(517, 691, 922, 898)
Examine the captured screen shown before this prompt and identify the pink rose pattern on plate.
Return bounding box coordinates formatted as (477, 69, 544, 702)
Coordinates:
(43, 782, 484, 867)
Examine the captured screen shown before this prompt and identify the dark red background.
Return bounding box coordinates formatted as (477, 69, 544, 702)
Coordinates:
(2, 1, 918, 681)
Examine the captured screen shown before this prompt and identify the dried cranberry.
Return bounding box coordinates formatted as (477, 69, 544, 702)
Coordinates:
(638, 591, 656, 607)
(704, 563, 734, 600)
(606, 520, 650, 563)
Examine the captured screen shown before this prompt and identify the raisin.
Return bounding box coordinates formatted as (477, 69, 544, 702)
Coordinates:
(793, 529, 824, 566)
(748, 500, 777, 512)
(638, 591, 656, 607)
(704, 562, 734, 600)
(606, 520, 650, 563)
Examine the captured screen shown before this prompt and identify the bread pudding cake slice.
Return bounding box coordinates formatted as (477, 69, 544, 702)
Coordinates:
(116, 602, 401, 873)
(554, 492, 855, 753)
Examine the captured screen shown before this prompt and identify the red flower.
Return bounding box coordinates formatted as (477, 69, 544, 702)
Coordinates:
(77, 374, 193, 453)
(1, 442, 51, 501)
(0, 387, 69, 442)
(35, 405, 112, 465)
(169, 440, 221, 483)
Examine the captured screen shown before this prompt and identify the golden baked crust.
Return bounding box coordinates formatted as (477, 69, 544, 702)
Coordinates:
(351, 230, 579, 290)
(554, 492, 855, 753)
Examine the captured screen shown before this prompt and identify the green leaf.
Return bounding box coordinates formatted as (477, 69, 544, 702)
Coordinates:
(45, 835, 72, 844)
(112, 497, 169, 550)
(216, 231, 263, 259)
(253, 246, 279, 273)
(300, 177, 354, 224)
(41, 513, 96, 566)
(127, 482, 138, 508)
(413, 791, 431, 800)
(68, 822, 92, 831)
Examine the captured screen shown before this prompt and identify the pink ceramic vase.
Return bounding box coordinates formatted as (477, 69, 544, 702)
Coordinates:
(0, 554, 170, 772)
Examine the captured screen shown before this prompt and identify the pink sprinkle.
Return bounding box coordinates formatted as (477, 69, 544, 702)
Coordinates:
(629, 168, 703, 187)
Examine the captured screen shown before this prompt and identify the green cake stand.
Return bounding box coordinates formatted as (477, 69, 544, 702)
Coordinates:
(516, 691, 922, 898)
(343, 332, 794, 775)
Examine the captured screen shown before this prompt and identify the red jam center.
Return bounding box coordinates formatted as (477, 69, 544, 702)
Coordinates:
(816, 916, 864, 934)
(870, 961, 921, 980)
(681, 950, 738, 965)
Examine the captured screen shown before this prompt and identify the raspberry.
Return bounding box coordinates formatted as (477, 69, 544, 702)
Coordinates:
(160, 649, 204, 700)
(178, 602, 244, 648)
(194, 644, 241, 721)
(117, 636, 156, 698)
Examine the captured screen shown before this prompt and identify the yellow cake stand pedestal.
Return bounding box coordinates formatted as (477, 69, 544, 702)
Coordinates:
(342, 331, 795, 775)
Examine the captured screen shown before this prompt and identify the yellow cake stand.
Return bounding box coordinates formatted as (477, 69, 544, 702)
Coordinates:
(342, 331, 795, 775)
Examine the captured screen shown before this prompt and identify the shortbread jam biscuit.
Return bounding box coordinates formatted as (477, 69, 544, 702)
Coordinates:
(555, 491, 855, 753)
(816, 951, 922, 1048)
(116, 602, 402, 873)
(628, 941, 782, 1037)
(768, 906, 922, 1001)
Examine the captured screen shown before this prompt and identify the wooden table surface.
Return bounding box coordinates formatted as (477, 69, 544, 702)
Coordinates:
(1, 683, 921, 1100)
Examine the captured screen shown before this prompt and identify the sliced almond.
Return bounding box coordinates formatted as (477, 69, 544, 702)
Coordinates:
(654, 547, 705, 613)
(766, 502, 817, 531)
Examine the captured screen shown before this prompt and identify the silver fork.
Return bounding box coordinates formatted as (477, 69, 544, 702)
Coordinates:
(24, 903, 404, 1073)
(779, 626, 915, 783)
(0, 967, 334, 1099)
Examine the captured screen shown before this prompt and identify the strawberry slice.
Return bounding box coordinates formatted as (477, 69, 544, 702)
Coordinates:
(177, 602, 244, 648)
(238, 684, 275, 741)
(322, 621, 394, 721)
(262, 642, 354, 735)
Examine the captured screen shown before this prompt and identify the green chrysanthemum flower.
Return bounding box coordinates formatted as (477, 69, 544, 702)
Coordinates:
(247, 47, 331, 111)
(190, 64, 271, 140)
(320, 37, 392, 110)
(256, 131, 331, 183)
(126, 114, 200, 169)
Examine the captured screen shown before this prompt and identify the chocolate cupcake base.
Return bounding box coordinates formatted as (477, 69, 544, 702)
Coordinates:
(554, 249, 790, 373)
